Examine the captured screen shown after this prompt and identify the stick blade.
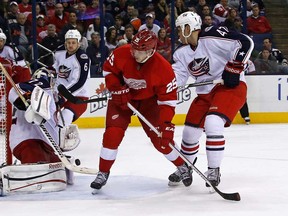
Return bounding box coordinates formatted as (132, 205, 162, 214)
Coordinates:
(57, 84, 78, 103)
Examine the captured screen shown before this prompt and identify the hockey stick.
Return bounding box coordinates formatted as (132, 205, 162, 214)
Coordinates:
(58, 79, 223, 105)
(179, 79, 224, 90)
(127, 102, 241, 201)
(0, 63, 98, 175)
(58, 84, 108, 104)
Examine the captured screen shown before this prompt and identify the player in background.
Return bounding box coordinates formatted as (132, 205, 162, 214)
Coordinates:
(0, 32, 30, 84)
(90, 29, 191, 190)
(170, 12, 254, 187)
(52, 29, 90, 127)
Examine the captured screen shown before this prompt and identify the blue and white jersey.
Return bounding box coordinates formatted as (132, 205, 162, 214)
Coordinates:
(172, 26, 254, 94)
(53, 46, 90, 97)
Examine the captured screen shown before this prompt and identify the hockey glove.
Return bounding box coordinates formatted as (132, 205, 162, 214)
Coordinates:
(222, 61, 244, 88)
(13, 92, 31, 111)
(158, 122, 175, 148)
(24, 105, 45, 125)
(110, 85, 131, 110)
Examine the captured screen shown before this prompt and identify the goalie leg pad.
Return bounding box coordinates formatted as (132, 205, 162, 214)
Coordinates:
(0, 162, 67, 196)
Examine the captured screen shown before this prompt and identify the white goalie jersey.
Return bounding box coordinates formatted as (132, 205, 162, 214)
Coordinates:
(8, 78, 59, 152)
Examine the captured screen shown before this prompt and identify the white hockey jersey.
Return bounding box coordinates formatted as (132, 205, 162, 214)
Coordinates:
(172, 26, 254, 94)
(53, 46, 90, 97)
(0, 44, 27, 67)
(8, 78, 59, 151)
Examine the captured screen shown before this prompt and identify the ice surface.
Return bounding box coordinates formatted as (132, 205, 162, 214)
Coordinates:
(1, 124, 288, 216)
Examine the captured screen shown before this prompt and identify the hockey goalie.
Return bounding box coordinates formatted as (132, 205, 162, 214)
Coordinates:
(0, 67, 81, 196)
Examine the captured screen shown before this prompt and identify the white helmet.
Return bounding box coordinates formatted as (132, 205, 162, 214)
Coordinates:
(176, 11, 202, 38)
(0, 32, 7, 41)
(65, 29, 81, 42)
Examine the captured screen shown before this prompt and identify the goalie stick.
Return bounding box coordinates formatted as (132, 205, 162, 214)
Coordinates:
(58, 79, 224, 105)
(0, 63, 98, 175)
(126, 102, 241, 202)
(58, 84, 108, 104)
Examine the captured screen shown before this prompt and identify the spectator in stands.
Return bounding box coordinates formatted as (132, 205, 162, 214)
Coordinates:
(86, 15, 107, 41)
(40, 24, 62, 67)
(157, 28, 171, 62)
(86, 32, 109, 77)
(175, 0, 188, 16)
(118, 24, 134, 44)
(36, 15, 48, 43)
(18, 0, 32, 17)
(202, 15, 214, 28)
(77, 25, 89, 51)
(76, 2, 90, 34)
(105, 26, 118, 53)
(163, 5, 178, 35)
(121, 4, 135, 26)
(130, 8, 141, 33)
(194, 0, 208, 18)
(9, 13, 32, 61)
(7, 1, 20, 25)
(48, 3, 69, 34)
(254, 48, 279, 74)
(212, 0, 229, 23)
(114, 15, 125, 40)
(154, 0, 169, 24)
(247, 4, 272, 35)
(86, 0, 100, 19)
(139, 13, 161, 37)
(260, 38, 288, 66)
(45, 0, 56, 18)
(59, 11, 79, 43)
(259, 38, 288, 74)
(111, 0, 128, 18)
(62, 0, 74, 13)
(26, 3, 46, 27)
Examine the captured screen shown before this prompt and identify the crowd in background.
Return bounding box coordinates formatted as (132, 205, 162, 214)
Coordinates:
(0, 0, 287, 76)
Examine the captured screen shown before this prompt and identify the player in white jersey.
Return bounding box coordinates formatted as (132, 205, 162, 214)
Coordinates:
(170, 12, 254, 187)
(0, 32, 30, 84)
(53, 29, 90, 126)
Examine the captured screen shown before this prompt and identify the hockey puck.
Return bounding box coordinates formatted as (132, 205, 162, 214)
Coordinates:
(75, 159, 81, 166)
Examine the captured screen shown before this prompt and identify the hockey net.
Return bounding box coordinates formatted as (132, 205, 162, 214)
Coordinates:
(0, 60, 12, 165)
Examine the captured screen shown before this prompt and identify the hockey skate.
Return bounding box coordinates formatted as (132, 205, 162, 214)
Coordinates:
(90, 171, 110, 190)
(205, 167, 221, 188)
(168, 163, 192, 187)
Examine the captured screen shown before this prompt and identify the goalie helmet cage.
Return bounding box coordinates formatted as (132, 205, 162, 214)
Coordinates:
(0, 61, 13, 165)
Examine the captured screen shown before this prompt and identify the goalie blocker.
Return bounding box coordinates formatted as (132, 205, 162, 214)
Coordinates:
(0, 162, 67, 196)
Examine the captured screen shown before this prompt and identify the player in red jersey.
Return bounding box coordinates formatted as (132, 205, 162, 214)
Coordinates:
(90, 29, 192, 190)
(170, 11, 254, 188)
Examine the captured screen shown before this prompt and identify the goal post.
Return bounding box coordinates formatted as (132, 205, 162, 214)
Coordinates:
(0, 60, 13, 165)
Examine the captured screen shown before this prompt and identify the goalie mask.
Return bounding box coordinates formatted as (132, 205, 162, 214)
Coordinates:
(131, 29, 157, 63)
(32, 67, 56, 87)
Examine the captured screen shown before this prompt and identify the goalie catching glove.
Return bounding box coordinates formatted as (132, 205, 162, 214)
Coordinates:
(110, 85, 131, 110)
(59, 124, 80, 152)
(222, 61, 244, 88)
